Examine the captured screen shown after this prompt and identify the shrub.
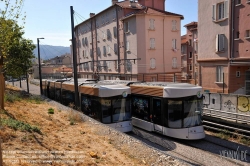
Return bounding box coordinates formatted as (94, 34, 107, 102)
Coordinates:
(48, 108, 54, 114)
(4, 92, 21, 103)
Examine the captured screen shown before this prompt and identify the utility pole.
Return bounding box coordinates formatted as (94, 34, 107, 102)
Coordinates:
(70, 6, 79, 107)
(37, 38, 44, 95)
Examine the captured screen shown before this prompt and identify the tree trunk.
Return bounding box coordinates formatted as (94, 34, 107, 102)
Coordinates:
(0, 56, 4, 110)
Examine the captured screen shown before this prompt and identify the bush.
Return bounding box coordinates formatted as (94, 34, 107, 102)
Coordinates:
(48, 108, 54, 114)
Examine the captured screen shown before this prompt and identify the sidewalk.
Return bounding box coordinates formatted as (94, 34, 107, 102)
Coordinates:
(5, 79, 40, 95)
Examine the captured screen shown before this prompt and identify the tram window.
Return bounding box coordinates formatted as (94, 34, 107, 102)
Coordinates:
(49, 88, 55, 99)
(81, 96, 92, 115)
(112, 98, 131, 122)
(168, 100, 182, 128)
(101, 99, 112, 124)
(55, 89, 61, 101)
(183, 97, 202, 127)
(90, 98, 101, 121)
(132, 96, 150, 121)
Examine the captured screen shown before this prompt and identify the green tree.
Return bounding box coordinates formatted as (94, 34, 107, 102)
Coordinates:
(0, 0, 29, 109)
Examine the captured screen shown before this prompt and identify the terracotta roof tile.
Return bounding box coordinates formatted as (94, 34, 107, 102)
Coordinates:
(184, 21, 197, 27)
(123, 7, 184, 20)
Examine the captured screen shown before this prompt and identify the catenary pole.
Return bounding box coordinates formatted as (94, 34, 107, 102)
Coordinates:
(70, 6, 79, 107)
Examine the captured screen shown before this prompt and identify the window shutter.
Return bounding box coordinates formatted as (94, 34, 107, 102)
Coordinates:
(83, 50, 85, 58)
(224, 1, 228, 18)
(150, 58, 156, 69)
(153, 38, 155, 48)
(212, 4, 216, 21)
(172, 20, 174, 30)
(107, 45, 110, 54)
(216, 34, 219, 52)
(172, 39, 174, 49)
(126, 41, 130, 51)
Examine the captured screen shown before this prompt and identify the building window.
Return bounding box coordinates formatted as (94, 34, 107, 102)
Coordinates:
(82, 38, 85, 46)
(236, 71, 240, 77)
(216, 66, 223, 82)
(236, 31, 240, 39)
(150, 58, 156, 69)
(149, 19, 155, 30)
(113, 26, 117, 38)
(216, 34, 225, 52)
(212, 1, 228, 21)
(189, 64, 192, 71)
(126, 41, 130, 51)
(245, 30, 250, 38)
(124, 22, 129, 32)
(189, 39, 192, 46)
(150, 38, 155, 49)
(172, 39, 177, 49)
(172, 57, 177, 69)
(236, 0, 241, 5)
(172, 20, 177, 31)
(85, 37, 88, 46)
(103, 46, 106, 56)
(189, 52, 192, 59)
(114, 43, 118, 54)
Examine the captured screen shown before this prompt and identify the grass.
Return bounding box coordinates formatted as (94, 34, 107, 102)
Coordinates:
(208, 129, 250, 146)
(67, 110, 83, 125)
(4, 91, 22, 103)
(1, 118, 41, 134)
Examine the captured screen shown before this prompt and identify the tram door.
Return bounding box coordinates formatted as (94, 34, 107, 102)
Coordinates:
(152, 98, 163, 133)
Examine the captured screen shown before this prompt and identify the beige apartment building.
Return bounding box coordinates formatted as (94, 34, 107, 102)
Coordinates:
(198, 0, 250, 94)
(75, 0, 183, 81)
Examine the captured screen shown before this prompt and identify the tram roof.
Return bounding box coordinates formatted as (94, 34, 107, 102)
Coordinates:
(130, 82, 202, 98)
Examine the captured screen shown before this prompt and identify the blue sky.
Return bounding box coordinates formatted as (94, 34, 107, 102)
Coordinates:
(3, 0, 198, 47)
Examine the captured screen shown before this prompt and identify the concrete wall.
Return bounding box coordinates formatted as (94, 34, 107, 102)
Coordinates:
(203, 93, 250, 122)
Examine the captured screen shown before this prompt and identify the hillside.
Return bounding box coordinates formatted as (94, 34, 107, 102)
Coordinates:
(0, 85, 184, 166)
(33, 45, 70, 60)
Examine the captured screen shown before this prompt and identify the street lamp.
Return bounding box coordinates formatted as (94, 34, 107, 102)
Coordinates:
(37, 37, 44, 95)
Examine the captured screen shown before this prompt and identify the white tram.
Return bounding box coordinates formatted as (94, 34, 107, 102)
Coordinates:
(130, 82, 205, 140)
(79, 81, 132, 132)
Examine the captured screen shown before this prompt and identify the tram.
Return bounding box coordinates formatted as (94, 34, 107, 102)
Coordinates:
(79, 81, 132, 132)
(130, 82, 205, 140)
(42, 79, 205, 138)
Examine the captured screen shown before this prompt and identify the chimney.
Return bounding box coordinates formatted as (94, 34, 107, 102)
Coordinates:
(112, 0, 118, 5)
(130, 0, 137, 8)
(90, 13, 95, 18)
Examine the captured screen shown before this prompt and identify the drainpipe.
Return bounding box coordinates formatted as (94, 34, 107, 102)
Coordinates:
(116, 6, 121, 74)
(91, 18, 94, 73)
(163, 17, 165, 81)
(228, 0, 235, 93)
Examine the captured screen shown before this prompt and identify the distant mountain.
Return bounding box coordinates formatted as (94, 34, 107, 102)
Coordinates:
(33, 45, 71, 60)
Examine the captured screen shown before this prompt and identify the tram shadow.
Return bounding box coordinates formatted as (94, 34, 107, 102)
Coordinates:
(128, 127, 176, 151)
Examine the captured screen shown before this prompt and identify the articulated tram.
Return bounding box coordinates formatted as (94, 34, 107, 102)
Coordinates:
(42, 79, 205, 139)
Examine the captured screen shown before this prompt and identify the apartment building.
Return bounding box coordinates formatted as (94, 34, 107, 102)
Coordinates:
(75, 0, 183, 81)
(198, 0, 250, 94)
(181, 22, 198, 85)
